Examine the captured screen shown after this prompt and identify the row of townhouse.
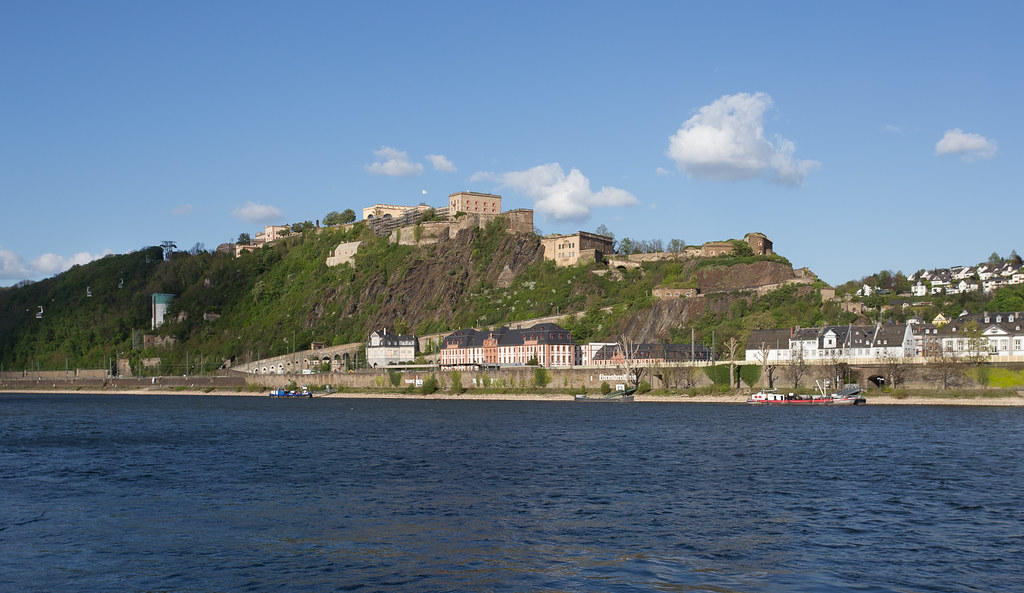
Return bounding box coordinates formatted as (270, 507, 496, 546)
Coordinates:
(746, 324, 917, 363)
(437, 323, 713, 369)
(909, 263, 1023, 296)
(746, 312, 1024, 363)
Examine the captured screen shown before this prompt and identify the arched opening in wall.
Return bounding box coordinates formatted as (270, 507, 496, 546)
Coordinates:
(277, 363, 285, 374)
(868, 374, 885, 388)
(333, 354, 342, 372)
(342, 353, 351, 371)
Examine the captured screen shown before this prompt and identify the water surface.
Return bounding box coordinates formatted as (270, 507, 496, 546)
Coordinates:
(2, 394, 1021, 592)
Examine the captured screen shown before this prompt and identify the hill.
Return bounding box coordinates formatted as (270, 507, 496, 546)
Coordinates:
(2, 218, 833, 375)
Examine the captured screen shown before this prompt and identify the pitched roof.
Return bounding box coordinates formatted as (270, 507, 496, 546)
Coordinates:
(443, 323, 576, 349)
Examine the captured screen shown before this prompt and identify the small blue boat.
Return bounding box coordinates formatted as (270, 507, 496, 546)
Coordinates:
(269, 388, 312, 397)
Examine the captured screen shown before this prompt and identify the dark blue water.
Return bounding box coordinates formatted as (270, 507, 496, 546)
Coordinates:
(1, 394, 1022, 592)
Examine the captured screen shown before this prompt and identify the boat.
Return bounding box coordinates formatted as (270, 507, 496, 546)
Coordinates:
(575, 386, 637, 402)
(747, 383, 865, 405)
(269, 388, 313, 397)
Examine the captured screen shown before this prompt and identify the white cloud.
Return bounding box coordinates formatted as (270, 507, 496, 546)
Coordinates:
(426, 154, 457, 172)
(655, 167, 671, 176)
(30, 249, 113, 276)
(172, 203, 194, 216)
(366, 146, 423, 176)
(232, 201, 284, 223)
(935, 128, 997, 161)
(667, 92, 819, 186)
(0, 244, 30, 280)
(485, 163, 638, 222)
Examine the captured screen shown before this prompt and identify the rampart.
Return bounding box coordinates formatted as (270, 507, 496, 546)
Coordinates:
(389, 210, 534, 246)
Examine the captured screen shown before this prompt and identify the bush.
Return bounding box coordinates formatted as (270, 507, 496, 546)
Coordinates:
(703, 365, 731, 386)
(637, 381, 651, 394)
(388, 369, 402, 388)
(600, 381, 611, 394)
(533, 367, 551, 388)
(421, 374, 439, 394)
(739, 365, 761, 387)
(450, 370, 465, 394)
(975, 365, 991, 387)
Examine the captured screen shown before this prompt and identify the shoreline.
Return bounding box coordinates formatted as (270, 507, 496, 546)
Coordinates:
(4, 387, 1024, 405)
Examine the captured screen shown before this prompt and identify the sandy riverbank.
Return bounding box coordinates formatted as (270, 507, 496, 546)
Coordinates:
(6, 386, 1024, 405)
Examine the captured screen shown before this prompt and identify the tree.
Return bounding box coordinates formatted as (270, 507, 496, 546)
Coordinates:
(160, 241, 176, 261)
(962, 320, 987, 364)
(927, 343, 965, 390)
(879, 350, 909, 389)
(322, 211, 343, 226)
(757, 341, 777, 389)
(340, 208, 356, 224)
(595, 224, 613, 239)
(781, 347, 808, 389)
(725, 336, 740, 389)
(667, 238, 686, 255)
(617, 339, 646, 389)
(822, 348, 851, 391)
(618, 237, 635, 255)
(236, 232, 251, 245)
(988, 251, 1003, 267)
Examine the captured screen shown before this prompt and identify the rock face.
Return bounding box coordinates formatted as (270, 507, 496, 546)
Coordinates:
(615, 260, 810, 343)
(345, 228, 544, 332)
(696, 261, 800, 293)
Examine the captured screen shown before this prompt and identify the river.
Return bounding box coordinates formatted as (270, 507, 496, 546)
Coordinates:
(2, 393, 1021, 592)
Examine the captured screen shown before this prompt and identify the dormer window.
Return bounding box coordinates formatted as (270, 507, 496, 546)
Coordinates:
(996, 316, 1002, 323)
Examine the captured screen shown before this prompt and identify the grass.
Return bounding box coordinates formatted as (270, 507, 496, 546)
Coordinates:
(986, 367, 1024, 388)
(872, 388, 1021, 399)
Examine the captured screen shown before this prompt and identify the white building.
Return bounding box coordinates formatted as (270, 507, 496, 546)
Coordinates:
(366, 329, 418, 367)
(746, 323, 916, 363)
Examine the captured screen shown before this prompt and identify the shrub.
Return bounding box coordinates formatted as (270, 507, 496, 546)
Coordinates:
(975, 365, 991, 387)
(637, 381, 651, 394)
(421, 374, 439, 394)
(450, 370, 465, 394)
(600, 381, 611, 394)
(703, 365, 731, 386)
(534, 367, 551, 388)
(739, 365, 761, 387)
(388, 369, 402, 388)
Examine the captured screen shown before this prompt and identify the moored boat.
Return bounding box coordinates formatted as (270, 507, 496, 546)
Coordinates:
(575, 386, 637, 402)
(269, 388, 313, 397)
(747, 384, 866, 405)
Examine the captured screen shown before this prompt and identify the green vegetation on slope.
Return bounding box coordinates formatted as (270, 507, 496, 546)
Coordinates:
(8, 223, 1019, 375)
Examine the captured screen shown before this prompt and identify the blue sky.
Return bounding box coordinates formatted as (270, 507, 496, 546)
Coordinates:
(2, 1, 1019, 287)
